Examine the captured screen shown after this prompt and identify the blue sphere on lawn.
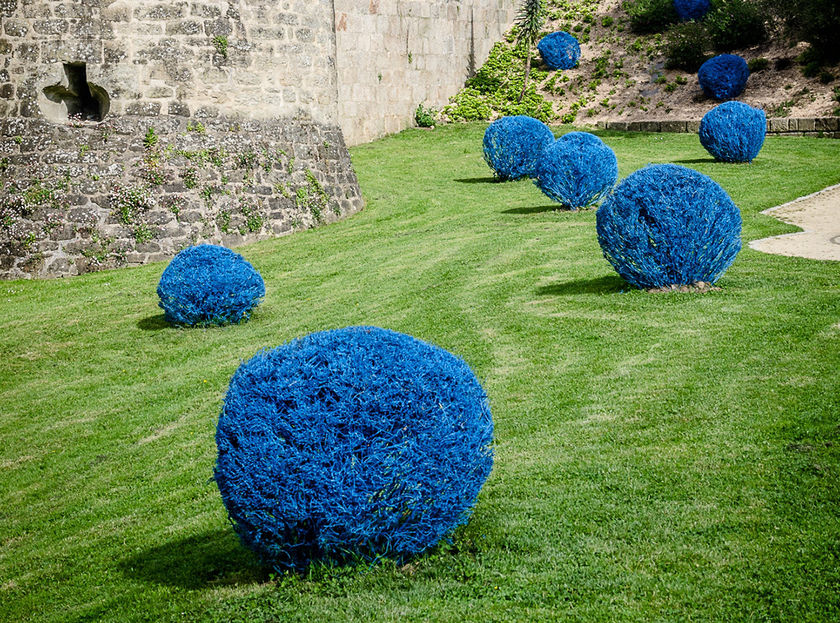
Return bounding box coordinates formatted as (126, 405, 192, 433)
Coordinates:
(537, 31, 581, 70)
(699, 101, 767, 163)
(483, 115, 555, 180)
(674, 0, 711, 21)
(215, 326, 494, 571)
(698, 54, 749, 100)
(596, 164, 742, 289)
(157, 244, 265, 326)
(533, 132, 618, 209)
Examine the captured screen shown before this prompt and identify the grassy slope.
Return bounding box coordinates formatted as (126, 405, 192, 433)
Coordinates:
(1, 125, 839, 622)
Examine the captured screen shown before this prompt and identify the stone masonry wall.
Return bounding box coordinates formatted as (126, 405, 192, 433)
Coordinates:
(0, 0, 339, 124)
(334, 0, 516, 146)
(0, 115, 362, 280)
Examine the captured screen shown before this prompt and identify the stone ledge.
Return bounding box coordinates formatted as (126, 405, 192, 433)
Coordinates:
(597, 118, 840, 138)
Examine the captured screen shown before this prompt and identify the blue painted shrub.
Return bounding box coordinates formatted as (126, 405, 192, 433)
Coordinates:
(215, 326, 494, 571)
(596, 164, 742, 288)
(699, 101, 767, 163)
(482, 115, 555, 180)
(157, 244, 265, 326)
(674, 0, 711, 21)
(537, 31, 581, 70)
(533, 132, 618, 209)
(698, 54, 749, 100)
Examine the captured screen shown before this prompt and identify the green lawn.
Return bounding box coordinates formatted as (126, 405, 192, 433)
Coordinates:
(1, 124, 839, 622)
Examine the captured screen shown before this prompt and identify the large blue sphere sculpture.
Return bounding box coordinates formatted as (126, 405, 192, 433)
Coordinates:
(533, 132, 618, 209)
(215, 326, 494, 571)
(157, 244, 265, 326)
(483, 115, 555, 180)
(699, 101, 767, 163)
(537, 31, 581, 70)
(596, 164, 742, 288)
(698, 54, 749, 100)
(674, 0, 711, 21)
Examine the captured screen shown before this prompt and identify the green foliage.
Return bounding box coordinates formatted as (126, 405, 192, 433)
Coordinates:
(213, 35, 229, 58)
(624, 0, 678, 34)
(747, 57, 770, 72)
(444, 41, 554, 122)
(664, 21, 711, 71)
(142, 127, 158, 150)
(515, 0, 547, 47)
(182, 167, 198, 189)
(761, 0, 840, 62)
(415, 104, 437, 128)
(109, 185, 156, 225)
(706, 0, 766, 50)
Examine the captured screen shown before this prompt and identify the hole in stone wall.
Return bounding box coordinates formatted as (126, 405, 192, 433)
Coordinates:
(42, 63, 110, 122)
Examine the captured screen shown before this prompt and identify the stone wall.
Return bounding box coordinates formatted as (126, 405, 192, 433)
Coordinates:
(597, 118, 840, 138)
(0, 115, 362, 280)
(334, 0, 516, 146)
(0, 0, 339, 124)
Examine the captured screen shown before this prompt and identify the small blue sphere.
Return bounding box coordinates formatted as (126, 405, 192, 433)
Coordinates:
(157, 244, 265, 326)
(674, 0, 711, 21)
(698, 54, 749, 100)
(699, 101, 767, 163)
(596, 164, 742, 289)
(537, 31, 581, 70)
(533, 132, 618, 209)
(215, 326, 494, 571)
(483, 115, 555, 180)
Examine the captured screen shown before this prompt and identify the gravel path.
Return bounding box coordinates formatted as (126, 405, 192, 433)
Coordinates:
(749, 183, 840, 261)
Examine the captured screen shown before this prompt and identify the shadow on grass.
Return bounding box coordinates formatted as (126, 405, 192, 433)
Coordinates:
(454, 176, 499, 184)
(502, 205, 561, 215)
(673, 158, 717, 164)
(537, 275, 626, 296)
(120, 528, 266, 590)
(137, 314, 169, 331)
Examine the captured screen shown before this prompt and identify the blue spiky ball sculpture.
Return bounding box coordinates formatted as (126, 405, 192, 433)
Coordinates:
(483, 115, 555, 180)
(537, 31, 581, 70)
(215, 326, 494, 571)
(699, 101, 767, 163)
(157, 244, 265, 326)
(698, 54, 749, 100)
(533, 132, 618, 209)
(596, 164, 742, 289)
(674, 0, 711, 21)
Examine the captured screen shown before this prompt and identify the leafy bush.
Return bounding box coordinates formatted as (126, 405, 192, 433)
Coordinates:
(537, 31, 581, 69)
(444, 41, 554, 122)
(415, 104, 437, 127)
(705, 0, 766, 50)
(747, 57, 769, 72)
(596, 164, 742, 289)
(483, 115, 555, 181)
(664, 21, 711, 70)
(761, 0, 840, 62)
(699, 101, 766, 162)
(624, 0, 679, 33)
(533, 132, 618, 209)
(698, 54, 750, 99)
(157, 244, 265, 326)
(214, 326, 494, 571)
(674, 0, 712, 21)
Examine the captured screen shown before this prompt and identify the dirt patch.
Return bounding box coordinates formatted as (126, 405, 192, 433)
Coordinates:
(750, 183, 840, 261)
(646, 281, 721, 293)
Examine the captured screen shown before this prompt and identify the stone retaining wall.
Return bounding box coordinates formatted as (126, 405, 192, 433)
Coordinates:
(597, 118, 840, 138)
(334, 0, 516, 146)
(0, 116, 363, 279)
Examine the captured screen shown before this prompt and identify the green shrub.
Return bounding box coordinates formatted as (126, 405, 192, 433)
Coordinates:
(415, 104, 437, 127)
(747, 57, 769, 72)
(624, 0, 679, 33)
(444, 40, 554, 122)
(706, 0, 766, 50)
(664, 21, 711, 71)
(761, 0, 840, 62)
